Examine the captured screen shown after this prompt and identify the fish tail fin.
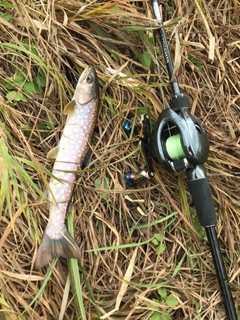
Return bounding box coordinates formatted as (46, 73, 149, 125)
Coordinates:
(35, 231, 81, 269)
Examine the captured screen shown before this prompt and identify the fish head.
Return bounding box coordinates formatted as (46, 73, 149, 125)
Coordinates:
(74, 67, 99, 105)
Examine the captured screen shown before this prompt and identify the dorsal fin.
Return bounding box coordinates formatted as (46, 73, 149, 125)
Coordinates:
(47, 146, 59, 159)
(63, 100, 76, 115)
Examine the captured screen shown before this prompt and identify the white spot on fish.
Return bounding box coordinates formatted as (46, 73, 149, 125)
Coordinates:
(59, 171, 66, 178)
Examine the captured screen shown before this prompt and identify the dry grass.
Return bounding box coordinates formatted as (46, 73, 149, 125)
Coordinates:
(0, 0, 240, 319)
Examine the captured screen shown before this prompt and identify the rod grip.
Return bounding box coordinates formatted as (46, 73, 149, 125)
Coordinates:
(187, 177, 216, 227)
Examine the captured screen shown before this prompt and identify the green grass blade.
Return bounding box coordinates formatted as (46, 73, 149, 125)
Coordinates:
(67, 211, 106, 319)
(86, 236, 155, 253)
(20, 259, 58, 317)
(128, 253, 186, 289)
(67, 211, 87, 320)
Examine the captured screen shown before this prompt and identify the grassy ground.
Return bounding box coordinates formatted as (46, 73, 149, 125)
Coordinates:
(0, 0, 240, 319)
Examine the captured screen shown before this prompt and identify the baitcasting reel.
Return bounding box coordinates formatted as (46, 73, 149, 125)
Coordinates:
(125, 93, 209, 178)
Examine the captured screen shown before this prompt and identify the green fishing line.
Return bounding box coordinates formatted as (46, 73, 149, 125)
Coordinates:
(166, 134, 186, 160)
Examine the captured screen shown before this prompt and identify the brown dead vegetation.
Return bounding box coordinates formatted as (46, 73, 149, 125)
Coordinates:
(0, 1, 239, 319)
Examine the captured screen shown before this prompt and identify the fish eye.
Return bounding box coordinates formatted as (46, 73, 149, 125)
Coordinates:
(86, 75, 93, 83)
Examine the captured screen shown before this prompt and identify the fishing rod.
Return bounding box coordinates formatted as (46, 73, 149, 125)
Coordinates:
(124, 1, 237, 319)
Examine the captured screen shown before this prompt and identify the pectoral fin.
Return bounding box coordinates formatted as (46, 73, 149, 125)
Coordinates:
(63, 100, 76, 115)
(47, 146, 59, 159)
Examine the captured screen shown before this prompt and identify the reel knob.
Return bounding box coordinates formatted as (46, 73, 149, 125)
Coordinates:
(123, 115, 144, 135)
(125, 170, 152, 187)
(123, 119, 132, 134)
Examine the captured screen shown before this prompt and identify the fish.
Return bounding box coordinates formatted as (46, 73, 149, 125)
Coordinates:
(35, 66, 99, 269)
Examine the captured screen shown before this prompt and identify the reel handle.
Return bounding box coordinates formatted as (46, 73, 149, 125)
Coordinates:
(124, 114, 154, 187)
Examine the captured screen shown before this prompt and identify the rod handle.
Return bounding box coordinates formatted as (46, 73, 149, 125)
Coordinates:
(187, 166, 216, 227)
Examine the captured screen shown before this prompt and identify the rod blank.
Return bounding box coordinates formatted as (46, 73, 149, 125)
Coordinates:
(152, 0, 180, 95)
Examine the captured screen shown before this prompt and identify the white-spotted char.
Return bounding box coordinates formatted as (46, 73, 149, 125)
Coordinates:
(35, 67, 99, 269)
